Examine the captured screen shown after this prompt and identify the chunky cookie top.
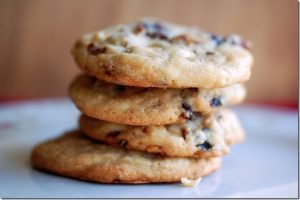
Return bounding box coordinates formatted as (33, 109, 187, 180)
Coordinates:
(79, 18, 250, 67)
(73, 18, 253, 88)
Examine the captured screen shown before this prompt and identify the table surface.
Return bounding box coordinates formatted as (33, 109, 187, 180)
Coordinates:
(0, 99, 298, 198)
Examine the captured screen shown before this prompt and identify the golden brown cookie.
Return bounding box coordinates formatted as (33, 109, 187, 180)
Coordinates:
(72, 18, 253, 88)
(31, 131, 221, 183)
(69, 74, 246, 125)
(80, 109, 245, 158)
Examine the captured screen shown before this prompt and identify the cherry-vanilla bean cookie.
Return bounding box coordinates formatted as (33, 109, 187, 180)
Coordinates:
(72, 18, 253, 88)
(80, 109, 245, 158)
(69, 74, 246, 126)
(31, 131, 221, 183)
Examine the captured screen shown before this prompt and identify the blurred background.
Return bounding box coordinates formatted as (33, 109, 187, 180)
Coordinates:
(0, 0, 297, 107)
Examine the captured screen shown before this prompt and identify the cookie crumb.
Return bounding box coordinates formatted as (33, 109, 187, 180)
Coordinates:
(181, 177, 202, 187)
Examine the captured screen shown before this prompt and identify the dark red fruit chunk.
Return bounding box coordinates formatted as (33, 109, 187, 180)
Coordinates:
(87, 43, 106, 55)
(181, 103, 193, 120)
(133, 23, 147, 34)
(107, 131, 120, 138)
(181, 128, 189, 139)
(146, 32, 168, 40)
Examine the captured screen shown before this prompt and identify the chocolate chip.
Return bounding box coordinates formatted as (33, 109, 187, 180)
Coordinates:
(153, 22, 164, 32)
(107, 131, 120, 138)
(211, 34, 223, 46)
(139, 21, 170, 41)
(196, 141, 212, 150)
(87, 43, 106, 55)
(142, 127, 149, 133)
(182, 102, 192, 112)
(210, 97, 222, 107)
(181, 103, 193, 120)
(115, 85, 125, 93)
(118, 139, 128, 148)
(146, 32, 168, 40)
(206, 51, 214, 55)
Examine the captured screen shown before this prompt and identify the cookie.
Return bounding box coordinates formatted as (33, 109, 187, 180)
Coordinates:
(79, 109, 245, 158)
(69, 74, 246, 125)
(72, 18, 253, 88)
(31, 131, 221, 183)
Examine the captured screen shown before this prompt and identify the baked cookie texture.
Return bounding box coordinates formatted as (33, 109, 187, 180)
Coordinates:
(31, 18, 252, 185)
(80, 109, 245, 158)
(70, 74, 246, 125)
(72, 18, 253, 88)
(31, 131, 221, 183)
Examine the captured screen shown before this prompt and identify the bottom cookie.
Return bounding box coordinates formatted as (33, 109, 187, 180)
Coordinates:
(31, 131, 221, 183)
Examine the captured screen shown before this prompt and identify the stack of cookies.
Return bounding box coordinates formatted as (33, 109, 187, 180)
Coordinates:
(31, 19, 253, 184)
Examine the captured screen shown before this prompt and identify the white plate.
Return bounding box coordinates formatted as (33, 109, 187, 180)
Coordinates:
(0, 99, 298, 198)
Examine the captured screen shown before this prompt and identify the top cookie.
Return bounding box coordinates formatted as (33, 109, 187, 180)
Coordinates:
(72, 18, 253, 88)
